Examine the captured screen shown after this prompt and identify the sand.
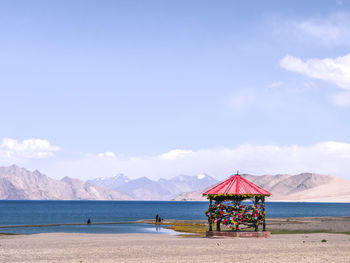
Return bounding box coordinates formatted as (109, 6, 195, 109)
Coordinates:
(0, 232, 350, 263)
(1, 217, 350, 263)
(267, 216, 350, 232)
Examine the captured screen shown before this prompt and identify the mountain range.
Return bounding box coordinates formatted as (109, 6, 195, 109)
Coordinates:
(88, 173, 218, 200)
(0, 165, 131, 200)
(174, 173, 350, 202)
(1, 165, 350, 202)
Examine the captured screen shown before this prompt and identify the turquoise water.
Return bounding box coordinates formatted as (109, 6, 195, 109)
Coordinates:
(0, 201, 349, 234)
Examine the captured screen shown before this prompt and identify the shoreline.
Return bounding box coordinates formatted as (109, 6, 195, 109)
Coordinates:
(1, 216, 349, 236)
(140, 217, 350, 236)
(0, 221, 139, 229)
(1, 199, 350, 203)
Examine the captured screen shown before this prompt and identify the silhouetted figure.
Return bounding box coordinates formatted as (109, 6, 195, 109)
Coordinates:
(155, 214, 159, 223)
(87, 218, 91, 225)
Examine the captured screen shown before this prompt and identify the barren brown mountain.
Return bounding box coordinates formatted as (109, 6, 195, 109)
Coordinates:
(174, 173, 350, 202)
(0, 165, 131, 200)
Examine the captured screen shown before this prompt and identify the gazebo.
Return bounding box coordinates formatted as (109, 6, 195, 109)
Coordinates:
(203, 172, 272, 237)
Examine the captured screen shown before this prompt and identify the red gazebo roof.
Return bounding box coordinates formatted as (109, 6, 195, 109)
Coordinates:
(203, 173, 272, 196)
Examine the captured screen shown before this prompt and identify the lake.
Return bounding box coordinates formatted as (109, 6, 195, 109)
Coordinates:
(1, 201, 349, 234)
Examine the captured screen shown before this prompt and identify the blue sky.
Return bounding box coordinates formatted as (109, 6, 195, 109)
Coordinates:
(1, 0, 350, 180)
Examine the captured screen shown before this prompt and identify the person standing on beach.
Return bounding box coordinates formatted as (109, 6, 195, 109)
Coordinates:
(155, 214, 159, 223)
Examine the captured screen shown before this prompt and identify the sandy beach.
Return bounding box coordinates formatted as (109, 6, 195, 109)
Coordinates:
(0, 232, 349, 263)
(1, 217, 350, 263)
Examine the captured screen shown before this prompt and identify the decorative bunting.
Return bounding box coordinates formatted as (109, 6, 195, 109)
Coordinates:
(205, 203, 265, 231)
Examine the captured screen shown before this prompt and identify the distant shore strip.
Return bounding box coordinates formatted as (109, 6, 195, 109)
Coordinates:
(0, 221, 145, 229)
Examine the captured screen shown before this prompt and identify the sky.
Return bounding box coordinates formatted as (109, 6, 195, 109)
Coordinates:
(1, 0, 350, 180)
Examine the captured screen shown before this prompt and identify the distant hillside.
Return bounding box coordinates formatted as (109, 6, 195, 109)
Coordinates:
(115, 177, 173, 200)
(88, 173, 218, 200)
(0, 165, 131, 200)
(88, 174, 130, 190)
(89, 174, 173, 200)
(158, 173, 218, 197)
(174, 173, 350, 202)
(2, 165, 349, 202)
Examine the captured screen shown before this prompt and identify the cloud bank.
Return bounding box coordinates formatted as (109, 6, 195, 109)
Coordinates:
(0, 138, 60, 160)
(2, 138, 349, 181)
(45, 141, 350, 181)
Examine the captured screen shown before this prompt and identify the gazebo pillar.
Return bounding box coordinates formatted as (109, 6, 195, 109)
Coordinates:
(262, 196, 266, 231)
(208, 198, 212, 231)
(215, 198, 221, 231)
(254, 196, 259, 232)
(216, 220, 221, 231)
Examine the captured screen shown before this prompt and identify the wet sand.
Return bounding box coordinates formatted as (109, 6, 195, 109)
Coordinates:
(141, 216, 350, 233)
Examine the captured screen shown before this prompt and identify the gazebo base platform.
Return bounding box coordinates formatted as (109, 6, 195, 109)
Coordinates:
(206, 231, 270, 238)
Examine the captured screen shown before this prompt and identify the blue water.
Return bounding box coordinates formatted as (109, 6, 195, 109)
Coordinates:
(0, 201, 349, 234)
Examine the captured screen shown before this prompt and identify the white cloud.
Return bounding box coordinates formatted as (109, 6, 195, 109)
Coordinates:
(45, 142, 350, 181)
(98, 151, 117, 159)
(293, 12, 350, 46)
(280, 54, 350, 90)
(159, 149, 193, 160)
(0, 138, 60, 160)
